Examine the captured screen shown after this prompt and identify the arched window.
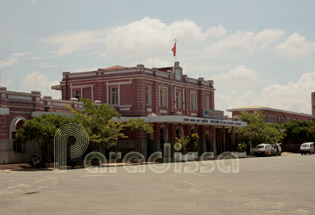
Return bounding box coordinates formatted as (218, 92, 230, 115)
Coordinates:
(176, 126, 184, 138)
(191, 127, 196, 134)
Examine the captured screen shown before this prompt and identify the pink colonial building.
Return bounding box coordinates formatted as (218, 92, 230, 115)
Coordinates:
(227, 105, 313, 124)
(0, 87, 83, 164)
(53, 61, 246, 157)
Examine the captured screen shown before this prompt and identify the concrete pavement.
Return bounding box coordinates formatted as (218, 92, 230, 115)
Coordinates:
(0, 153, 314, 215)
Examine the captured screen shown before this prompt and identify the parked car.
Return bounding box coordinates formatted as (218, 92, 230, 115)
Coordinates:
(272, 143, 282, 156)
(300, 142, 315, 155)
(255, 143, 274, 156)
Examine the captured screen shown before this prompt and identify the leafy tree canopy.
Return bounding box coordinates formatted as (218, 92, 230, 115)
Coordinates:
(68, 98, 126, 149)
(283, 120, 315, 144)
(126, 118, 153, 150)
(15, 114, 75, 162)
(235, 111, 285, 146)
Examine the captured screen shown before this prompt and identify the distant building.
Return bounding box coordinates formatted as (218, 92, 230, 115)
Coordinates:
(227, 105, 313, 125)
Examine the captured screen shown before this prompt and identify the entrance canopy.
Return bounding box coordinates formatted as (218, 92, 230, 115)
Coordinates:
(119, 115, 247, 128)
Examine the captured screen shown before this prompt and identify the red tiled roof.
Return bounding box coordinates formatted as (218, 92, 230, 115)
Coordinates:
(102, 65, 126, 70)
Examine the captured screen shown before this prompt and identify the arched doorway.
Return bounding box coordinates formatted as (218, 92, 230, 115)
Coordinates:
(10, 116, 27, 152)
(175, 126, 184, 138)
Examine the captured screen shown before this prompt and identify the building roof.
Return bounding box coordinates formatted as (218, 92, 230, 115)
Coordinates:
(227, 105, 313, 118)
(101, 65, 126, 70)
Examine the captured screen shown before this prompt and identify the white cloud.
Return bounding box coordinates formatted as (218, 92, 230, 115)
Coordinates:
(210, 65, 259, 92)
(206, 29, 285, 53)
(275, 33, 315, 58)
(0, 52, 29, 68)
(42, 30, 107, 56)
(104, 18, 226, 56)
(42, 18, 226, 56)
(21, 71, 60, 98)
(212, 65, 256, 81)
(217, 71, 315, 115)
(29, 56, 46, 61)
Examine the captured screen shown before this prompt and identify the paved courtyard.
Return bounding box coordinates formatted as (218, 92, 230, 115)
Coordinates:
(0, 154, 315, 215)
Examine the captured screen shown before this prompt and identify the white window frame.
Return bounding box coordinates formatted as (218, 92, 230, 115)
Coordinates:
(159, 86, 168, 108)
(190, 91, 197, 111)
(146, 85, 152, 105)
(205, 95, 210, 109)
(110, 86, 118, 106)
(175, 90, 182, 109)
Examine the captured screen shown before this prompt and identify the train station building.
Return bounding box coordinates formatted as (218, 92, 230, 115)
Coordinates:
(0, 61, 246, 164)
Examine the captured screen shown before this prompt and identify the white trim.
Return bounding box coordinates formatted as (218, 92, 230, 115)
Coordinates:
(104, 69, 138, 75)
(8, 95, 32, 101)
(144, 69, 153, 74)
(191, 113, 197, 117)
(69, 72, 96, 78)
(70, 84, 94, 88)
(176, 111, 182, 115)
(106, 79, 132, 85)
(147, 108, 152, 112)
(10, 116, 27, 139)
(120, 107, 131, 111)
(160, 110, 168, 114)
(183, 88, 185, 110)
(119, 105, 132, 108)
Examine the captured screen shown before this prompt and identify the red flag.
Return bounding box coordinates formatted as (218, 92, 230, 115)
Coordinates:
(172, 42, 176, 56)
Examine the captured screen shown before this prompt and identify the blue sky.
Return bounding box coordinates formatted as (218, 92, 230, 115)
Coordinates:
(1, 0, 315, 115)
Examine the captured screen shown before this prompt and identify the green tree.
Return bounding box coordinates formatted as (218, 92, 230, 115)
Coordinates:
(68, 98, 126, 150)
(14, 114, 75, 162)
(126, 118, 153, 152)
(235, 111, 285, 147)
(283, 120, 315, 144)
(174, 134, 199, 153)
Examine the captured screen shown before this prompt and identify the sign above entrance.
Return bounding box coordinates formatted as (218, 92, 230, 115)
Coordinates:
(203, 109, 224, 119)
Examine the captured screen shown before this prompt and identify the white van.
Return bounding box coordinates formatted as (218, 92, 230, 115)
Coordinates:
(300, 142, 315, 155)
(255, 143, 274, 156)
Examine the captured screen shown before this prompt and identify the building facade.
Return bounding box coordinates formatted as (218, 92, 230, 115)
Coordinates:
(0, 87, 82, 164)
(54, 61, 246, 158)
(227, 105, 313, 125)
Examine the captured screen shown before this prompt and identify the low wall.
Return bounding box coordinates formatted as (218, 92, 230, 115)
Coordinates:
(281, 144, 300, 153)
(0, 139, 40, 164)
